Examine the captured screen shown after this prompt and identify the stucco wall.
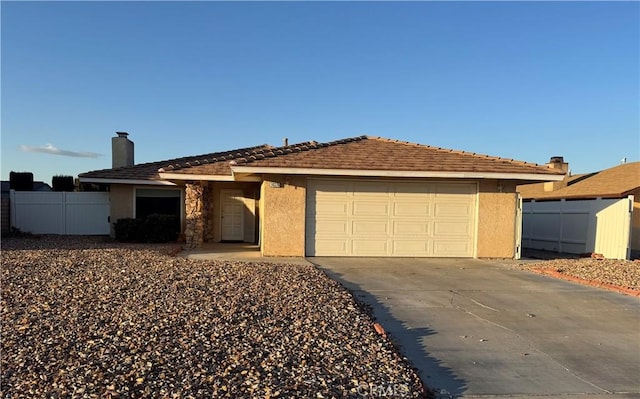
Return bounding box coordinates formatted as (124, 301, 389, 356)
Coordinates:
(260, 175, 306, 256)
(210, 182, 258, 243)
(630, 188, 640, 253)
(260, 176, 518, 258)
(110, 184, 134, 222)
(476, 180, 518, 258)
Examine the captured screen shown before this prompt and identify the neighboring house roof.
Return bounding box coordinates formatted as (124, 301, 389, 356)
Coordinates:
(1, 181, 52, 193)
(518, 161, 640, 200)
(80, 136, 564, 184)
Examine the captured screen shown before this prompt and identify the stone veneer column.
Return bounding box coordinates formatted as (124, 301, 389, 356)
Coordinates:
(202, 183, 214, 242)
(184, 182, 205, 248)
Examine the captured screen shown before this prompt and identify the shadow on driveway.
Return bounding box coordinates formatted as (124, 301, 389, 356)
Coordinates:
(310, 260, 466, 398)
(310, 257, 640, 399)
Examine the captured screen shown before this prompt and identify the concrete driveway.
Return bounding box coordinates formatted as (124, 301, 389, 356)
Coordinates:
(310, 257, 640, 399)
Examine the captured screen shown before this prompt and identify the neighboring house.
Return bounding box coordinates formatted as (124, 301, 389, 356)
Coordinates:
(518, 160, 640, 259)
(1, 181, 53, 197)
(79, 132, 564, 258)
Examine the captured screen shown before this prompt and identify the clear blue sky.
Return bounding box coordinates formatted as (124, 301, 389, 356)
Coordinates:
(2, 1, 639, 185)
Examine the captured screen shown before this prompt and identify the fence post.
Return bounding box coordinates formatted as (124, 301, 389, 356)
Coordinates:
(62, 192, 67, 234)
(558, 199, 564, 253)
(9, 189, 16, 230)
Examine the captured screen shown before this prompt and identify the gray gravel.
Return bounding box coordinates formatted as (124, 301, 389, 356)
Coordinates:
(1, 236, 430, 398)
(517, 256, 639, 290)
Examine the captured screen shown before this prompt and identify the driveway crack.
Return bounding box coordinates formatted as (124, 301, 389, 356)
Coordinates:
(448, 290, 612, 395)
(449, 290, 514, 333)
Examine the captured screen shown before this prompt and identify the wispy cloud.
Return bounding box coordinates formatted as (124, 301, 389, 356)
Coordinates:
(19, 144, 102, 158)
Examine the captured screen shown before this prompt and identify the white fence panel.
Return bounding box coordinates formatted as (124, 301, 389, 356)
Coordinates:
(65, 193, 111, 235)
(10, 191, 110, 235)
(10, 191, 65, 234)
(594, 198, 633, 260)
(522, 196, 633, 260)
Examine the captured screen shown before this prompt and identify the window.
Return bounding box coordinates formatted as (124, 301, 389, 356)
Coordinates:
(135, 189, 181, 220)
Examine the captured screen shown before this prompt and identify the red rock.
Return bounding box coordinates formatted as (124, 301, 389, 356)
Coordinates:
(373, 323, 386, 337)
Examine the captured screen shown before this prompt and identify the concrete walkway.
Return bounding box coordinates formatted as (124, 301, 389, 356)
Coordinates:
(310, 257, 640, 399)
(179, 243, 312, 265)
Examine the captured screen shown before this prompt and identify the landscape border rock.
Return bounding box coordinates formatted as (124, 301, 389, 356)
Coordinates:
(517, 255, 639, 297)
(532, 267, 640, 297)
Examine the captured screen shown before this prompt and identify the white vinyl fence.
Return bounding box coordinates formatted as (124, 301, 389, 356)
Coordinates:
(522, 196, 633, 260)
(10, 190, 110, 235)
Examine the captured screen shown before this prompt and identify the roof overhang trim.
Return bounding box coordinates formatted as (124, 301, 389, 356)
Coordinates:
(230, 166, 566, 181)
(524, 193, 630, 201)
(158, 172, 262, 182)
(78, 178, 177, 186)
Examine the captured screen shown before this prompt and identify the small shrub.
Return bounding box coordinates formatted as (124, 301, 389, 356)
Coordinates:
(3, 226, 36, 238)
(141, 214, 179, 243)
(9, 171, 33, 191)
(114, 218, 143, 242)
(52, 175, 75, 192)
(114, 214, 179, 243)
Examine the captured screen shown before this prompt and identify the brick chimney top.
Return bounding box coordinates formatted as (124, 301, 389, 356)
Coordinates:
(544, 156, 569, 192)
(549, 156, 564, 163)
(546, 156, 568, 171)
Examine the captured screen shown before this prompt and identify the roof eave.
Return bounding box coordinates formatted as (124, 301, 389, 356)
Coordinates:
(79, 177, 178, 186)
(158, 172, 261, 182)
(523, 193, 630, 201)
(230, 166, 566, 181)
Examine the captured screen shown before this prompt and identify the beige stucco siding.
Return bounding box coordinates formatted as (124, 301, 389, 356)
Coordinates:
(108, 185, 134, 236)
(260, 176, 519, 258)
(476, 180, 518, 258)
(110, 184, 134, 222)
(260, 175, 306, 256)
(111, 177, 521, 258)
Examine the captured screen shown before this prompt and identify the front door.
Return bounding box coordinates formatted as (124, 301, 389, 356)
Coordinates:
(220, 189, 244, 241)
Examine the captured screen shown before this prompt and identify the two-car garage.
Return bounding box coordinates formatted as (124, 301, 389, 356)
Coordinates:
(305, 179, 477, 257)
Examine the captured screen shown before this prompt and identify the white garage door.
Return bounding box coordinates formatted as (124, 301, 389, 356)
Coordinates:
(306, 179, 477, 257)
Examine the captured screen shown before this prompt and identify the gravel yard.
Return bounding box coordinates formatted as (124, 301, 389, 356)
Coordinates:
(517, 251, 639, 292)
(1, 236, 429, 398)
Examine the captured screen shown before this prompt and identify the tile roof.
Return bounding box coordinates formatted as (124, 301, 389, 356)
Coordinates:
(79, 145, 271, 180)
(161, 136, 563, 176)
(80, 135, 564, 181)
(517, 161, 640, 200)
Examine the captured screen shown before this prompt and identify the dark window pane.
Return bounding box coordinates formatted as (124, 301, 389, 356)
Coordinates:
(136, 197, 180, 220)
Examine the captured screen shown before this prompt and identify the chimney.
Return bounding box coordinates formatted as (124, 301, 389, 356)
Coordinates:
(283, 137, 289, 147)
(544, 156, 569, 192)
(112, 132, 134, 168)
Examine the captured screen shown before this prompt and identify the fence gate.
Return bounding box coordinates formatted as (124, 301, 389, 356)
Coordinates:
(522, 196, 633, 260)
(10, 191, 110, 235)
